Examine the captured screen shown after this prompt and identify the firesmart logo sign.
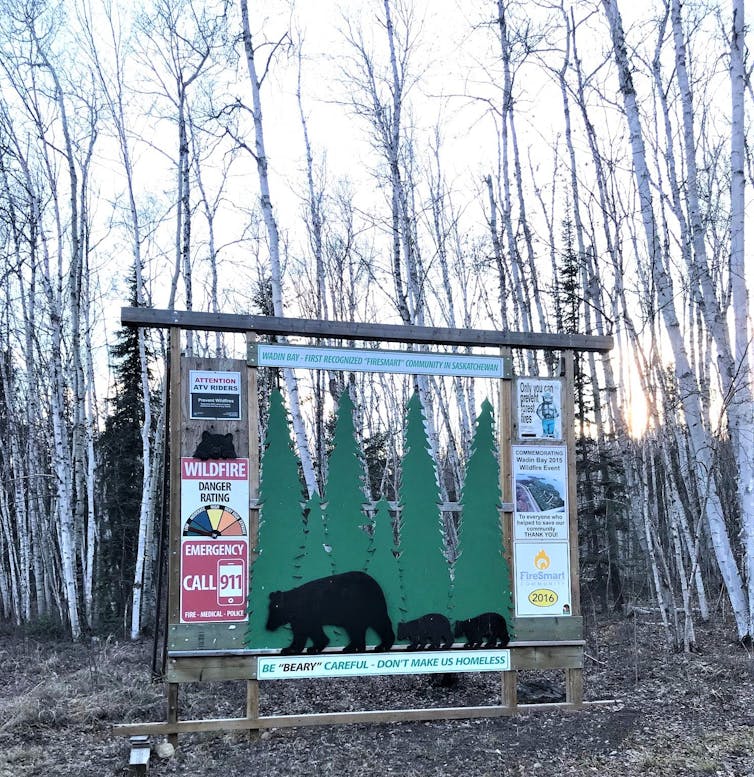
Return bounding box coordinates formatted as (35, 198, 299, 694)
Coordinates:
(179, 457, 249, 623)
(514, 543, 571, 618)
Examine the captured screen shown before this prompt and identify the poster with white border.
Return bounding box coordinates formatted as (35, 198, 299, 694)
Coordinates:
(180, 458, 249, 623)
(189, 369, 242, 420)
(512, 445, 568, 541)
(516, 378, 563, 440)
(513, 542, 571, 617)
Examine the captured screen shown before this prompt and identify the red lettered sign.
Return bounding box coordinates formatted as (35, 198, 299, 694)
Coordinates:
(180, 457, 250, 623)
(181, 539, 248, 622)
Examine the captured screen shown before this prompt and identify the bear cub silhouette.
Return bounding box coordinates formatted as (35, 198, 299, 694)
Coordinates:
(266, 571, 395, 655)
(397, 613, 452, 650)
(454, 612, 510, 648)
(193, 431, 237, 460)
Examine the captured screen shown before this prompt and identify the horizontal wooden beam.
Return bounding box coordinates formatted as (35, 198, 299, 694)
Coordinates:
(114, 699, 617, 736)
(121, 307, 614, 353)
(164, 643, 585, 682)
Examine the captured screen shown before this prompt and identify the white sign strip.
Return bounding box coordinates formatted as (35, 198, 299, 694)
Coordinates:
(253, 344, 507, 378)
(258, 649, 510, 680)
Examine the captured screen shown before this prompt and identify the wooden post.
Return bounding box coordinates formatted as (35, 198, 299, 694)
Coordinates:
(499, 348, 517, 710)
(167, 329, 182, 747)
(246, 332, 261, 738)
(166, 683, 179, 747)
(561, 349, 583, 705)
(561, 350, 581, 615)
(168, 329, 182, 627)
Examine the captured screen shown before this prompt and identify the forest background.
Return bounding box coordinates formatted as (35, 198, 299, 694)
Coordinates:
(0, 0, 752, 657)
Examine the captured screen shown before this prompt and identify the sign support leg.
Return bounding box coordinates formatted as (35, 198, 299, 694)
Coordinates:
(246, 680, 260, 740)
(502, 671, 517, 709)
(167, 683, 179, 747)
(565, 668, 583, 706)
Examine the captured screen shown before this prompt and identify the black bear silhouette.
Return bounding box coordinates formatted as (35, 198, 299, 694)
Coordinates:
(454, 612, 510, 648)
(193, 431, 237, 460)
(397, 613, 453, 650)
(266, 571, 395, 655)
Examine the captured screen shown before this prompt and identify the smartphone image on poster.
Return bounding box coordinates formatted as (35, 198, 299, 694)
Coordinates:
(217, 559, 245, 606)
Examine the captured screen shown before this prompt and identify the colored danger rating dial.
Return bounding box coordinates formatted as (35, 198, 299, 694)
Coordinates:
(183, 504, 247, 538)
(180, 520, 249, 623)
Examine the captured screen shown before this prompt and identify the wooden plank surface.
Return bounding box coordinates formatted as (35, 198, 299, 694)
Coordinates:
(511, 645, 582, 670)
(566, 668, 584, 706)
(166, 683, 179, 747)
(511, 617, 583, 641)
(164, 644, 582, 681)
(180, 356, 249, 458)
(114, 699, 617, 737)
(122, 307, 614, 353)
(499, 349, 516, 707)
(166, 655, 258, 682)
(246, 333, 261, 740)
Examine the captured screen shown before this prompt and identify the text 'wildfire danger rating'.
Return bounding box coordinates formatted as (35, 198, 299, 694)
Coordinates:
(180, 457, 249, 623)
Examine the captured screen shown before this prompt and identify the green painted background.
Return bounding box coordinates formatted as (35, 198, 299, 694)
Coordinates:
(245, 388, 513, 651)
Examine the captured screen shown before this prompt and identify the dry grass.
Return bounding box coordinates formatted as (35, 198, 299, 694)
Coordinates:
(2, 616, 754, 776)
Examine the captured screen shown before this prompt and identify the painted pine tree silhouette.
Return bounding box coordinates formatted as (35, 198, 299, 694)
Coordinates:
(246, 390, 306, 649)
(299, 495, 333, 582)
(365, 498, 404, 634)
(398, 391, 450, 620)
(453, 399, 513, 625)
(323, 388, 371, 573)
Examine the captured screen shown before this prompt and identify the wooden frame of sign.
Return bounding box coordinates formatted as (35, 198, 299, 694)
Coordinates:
(116, 308, 614, 745)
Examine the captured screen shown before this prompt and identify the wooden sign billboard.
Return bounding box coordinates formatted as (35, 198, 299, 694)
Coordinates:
(116, 308, 614, 743)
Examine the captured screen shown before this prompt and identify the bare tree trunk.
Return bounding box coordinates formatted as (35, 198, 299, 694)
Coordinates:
(729, 0, 754, 641)
(484, 174, 511, 332)
(601, 0, 749, 639)
(82, 3, 160, 639)
(640, 448, 674, 648)
(240, 0, 317, 497)
(495, 0, 537, 373)
(190, 117, 228, 358)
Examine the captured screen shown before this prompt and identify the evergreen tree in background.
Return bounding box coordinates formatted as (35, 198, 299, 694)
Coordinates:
(246, 390, 306, 649)
(453, 400, 513, 626)
(398, 391, 450, 620)
(98, 314, 152, 632)
(323, 388, 371, 572)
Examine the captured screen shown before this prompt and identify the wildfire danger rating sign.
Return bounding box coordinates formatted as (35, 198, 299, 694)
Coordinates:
(180, 458, 249, 623)
(257, 650, 511, 680)
(180, 543, 247, 622)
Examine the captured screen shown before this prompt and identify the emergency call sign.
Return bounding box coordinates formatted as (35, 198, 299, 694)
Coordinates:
(180, 540, 248, 622)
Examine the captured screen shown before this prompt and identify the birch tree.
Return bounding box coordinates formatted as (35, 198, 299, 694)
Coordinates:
(601, 0, 749, 639)
(729, 0, 754, 642)
(239, 0, 317, 497)
(0, 2, 104, 640)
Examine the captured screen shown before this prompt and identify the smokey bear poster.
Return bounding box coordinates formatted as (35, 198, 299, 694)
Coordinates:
(515, 378, 562, 440)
